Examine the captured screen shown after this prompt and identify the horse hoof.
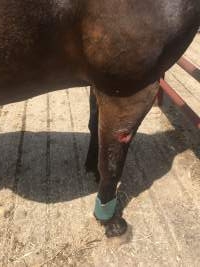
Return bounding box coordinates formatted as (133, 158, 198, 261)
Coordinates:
(104, 217, 127, 238)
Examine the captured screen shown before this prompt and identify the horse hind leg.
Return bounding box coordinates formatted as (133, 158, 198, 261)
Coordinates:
(94, 82, 159, 237)
(85, 86, 100, 182)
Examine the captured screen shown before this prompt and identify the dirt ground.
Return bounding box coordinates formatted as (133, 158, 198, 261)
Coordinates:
(0, 36, 199, 267)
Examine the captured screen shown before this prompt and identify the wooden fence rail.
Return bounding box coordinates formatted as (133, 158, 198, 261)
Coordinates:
(158, 57, 200, 129)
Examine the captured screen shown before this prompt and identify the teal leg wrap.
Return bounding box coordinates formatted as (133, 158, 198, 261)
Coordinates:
(94, 196, 117, 221)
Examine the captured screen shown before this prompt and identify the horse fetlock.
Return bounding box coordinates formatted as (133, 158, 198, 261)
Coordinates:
(94, 196, 117, 221)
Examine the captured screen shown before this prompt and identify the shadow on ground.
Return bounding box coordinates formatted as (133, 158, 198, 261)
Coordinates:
(0, 129, 199, 213)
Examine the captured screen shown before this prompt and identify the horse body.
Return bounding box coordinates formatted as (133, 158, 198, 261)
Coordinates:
(0, 0, 199, 236)
(0, 0, 199, 103)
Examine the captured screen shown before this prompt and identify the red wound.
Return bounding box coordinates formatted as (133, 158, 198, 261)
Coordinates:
(117, 132, 132, 144)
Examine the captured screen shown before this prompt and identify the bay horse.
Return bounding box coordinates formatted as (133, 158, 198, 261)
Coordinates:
(0, 0, 199, 237)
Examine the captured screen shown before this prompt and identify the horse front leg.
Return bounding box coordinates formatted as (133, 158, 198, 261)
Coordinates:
(94, 82, 159, 237)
